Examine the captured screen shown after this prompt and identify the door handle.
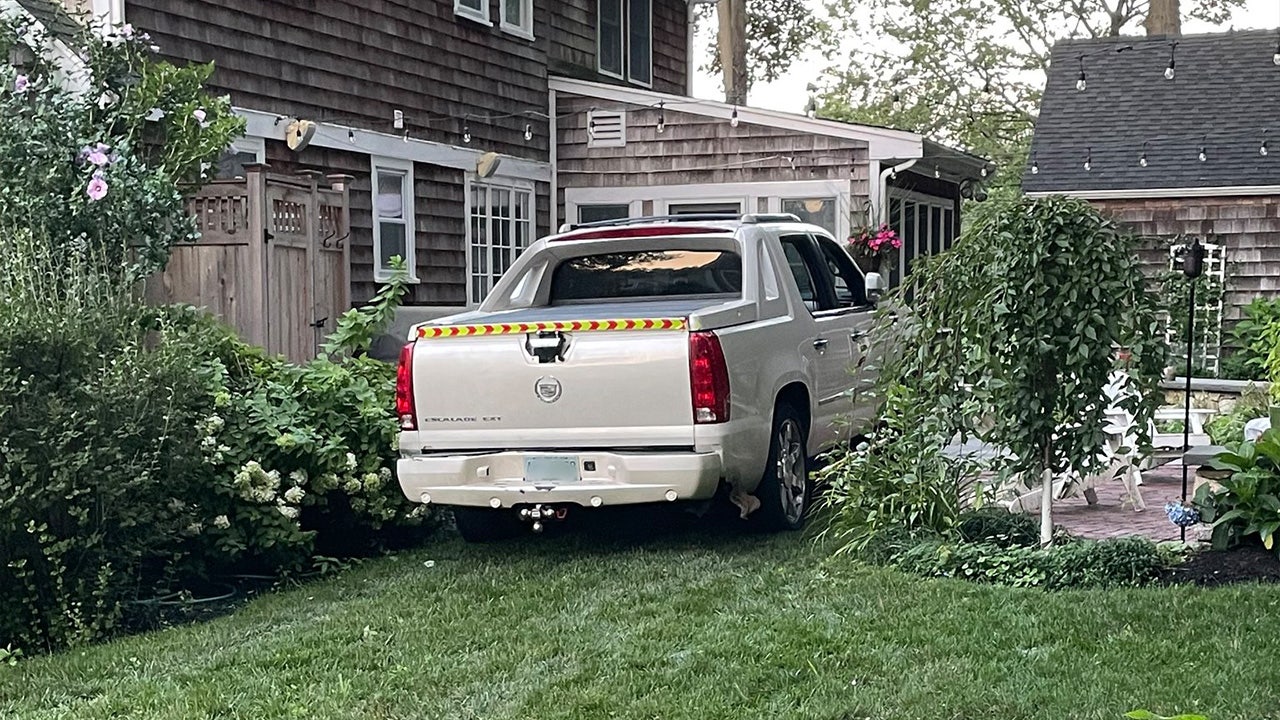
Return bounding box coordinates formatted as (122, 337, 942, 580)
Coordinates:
(850, 330, 867, 341)
(813, 338, 829, 350)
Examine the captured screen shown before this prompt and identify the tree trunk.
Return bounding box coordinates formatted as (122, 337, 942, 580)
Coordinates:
(1039, 446, 1054, 547)
(1144, 0, 1181, 37)
(718, 0, 748, 105)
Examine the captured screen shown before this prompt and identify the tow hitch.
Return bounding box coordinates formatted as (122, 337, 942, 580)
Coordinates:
(518, 504, 569, 533)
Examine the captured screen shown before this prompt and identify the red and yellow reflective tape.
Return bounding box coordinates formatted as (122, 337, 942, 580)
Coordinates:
(417, 318, 687, 339)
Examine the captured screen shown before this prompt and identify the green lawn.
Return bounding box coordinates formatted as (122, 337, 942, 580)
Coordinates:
(4, 511, 1280, 720)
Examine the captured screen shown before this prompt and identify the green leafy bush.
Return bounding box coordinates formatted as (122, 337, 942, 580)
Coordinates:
(890, 536, 1174, 589)
(1221, 298, 1280, 382)
(1194, 430, 1280, 555)
(1205, 384, 1271, 446)
(954, 507, 1040, 548)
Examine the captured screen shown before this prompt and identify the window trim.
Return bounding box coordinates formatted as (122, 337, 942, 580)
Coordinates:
(625, 0, 653, 87)
(500, 0, 535, 39)
(454, 0, 491, 26)
(371, 156, 418, 283)
(465, 176, 536, 308)
(596, 0, 625, 80)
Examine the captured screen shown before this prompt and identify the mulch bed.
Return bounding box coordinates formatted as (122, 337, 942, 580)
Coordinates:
(1165, 544, 1280, 587)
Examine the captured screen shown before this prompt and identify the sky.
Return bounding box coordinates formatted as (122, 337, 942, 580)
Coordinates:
(692, 0, 1280, 112)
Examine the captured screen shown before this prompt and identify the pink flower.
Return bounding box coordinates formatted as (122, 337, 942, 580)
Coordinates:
(193, 108, 207, 123)
(14, 75, 29, 93)
(86, 171, 108, 201)
(119, 23, 135, 38)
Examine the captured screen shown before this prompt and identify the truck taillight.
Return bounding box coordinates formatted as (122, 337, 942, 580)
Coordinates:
(689, 331, 730, 424)
(395, 342, 417, 431)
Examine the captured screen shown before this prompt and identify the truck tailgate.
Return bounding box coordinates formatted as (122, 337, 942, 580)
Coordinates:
(408, 318, 695, 451)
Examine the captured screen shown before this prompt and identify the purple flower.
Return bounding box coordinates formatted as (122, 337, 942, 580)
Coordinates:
(119, 23, 135, 38)
(82, 143, 112, 167)
(86, 171, 108, 201)
(14, 75, 29, 94)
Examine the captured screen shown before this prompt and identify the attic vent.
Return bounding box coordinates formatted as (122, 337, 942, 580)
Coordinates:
(586, 110, 626, 149)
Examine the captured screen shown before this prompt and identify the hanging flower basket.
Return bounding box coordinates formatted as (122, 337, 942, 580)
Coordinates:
(847, 223, 902, 272)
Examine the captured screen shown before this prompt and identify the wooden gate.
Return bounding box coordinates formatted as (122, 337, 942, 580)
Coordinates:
(148, 165, 352, 364)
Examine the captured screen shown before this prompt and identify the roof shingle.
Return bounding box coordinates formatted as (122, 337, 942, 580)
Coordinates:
(1023, 30, 1280, 193)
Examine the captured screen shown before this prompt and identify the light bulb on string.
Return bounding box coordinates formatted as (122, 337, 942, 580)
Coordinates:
(1083, 147, 1092, 171)
(347, 127, 355, 141)
(524, 123, 533, 141)
(1164, 41, 1177, 80)
(1139, 141, 1149, 167)
(656, 102, 666, 134)
(934, 166, 941, 179)
(462, 122, 471, 144)
(1262, 130, 1270, 156)
(1076, 56, 1087, 92)
(1274, 38, 1280, 65)
(1198, 135, 1207, 162)
(980, 165, 988, 178)
(730, 107, 739, 128)
(1030, 152, 1039, 175)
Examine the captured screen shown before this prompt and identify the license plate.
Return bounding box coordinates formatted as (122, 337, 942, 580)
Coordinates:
(524, 456, 580, 484)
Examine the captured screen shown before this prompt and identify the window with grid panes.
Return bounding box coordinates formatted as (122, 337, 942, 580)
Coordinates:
(469, 181, 532, 306)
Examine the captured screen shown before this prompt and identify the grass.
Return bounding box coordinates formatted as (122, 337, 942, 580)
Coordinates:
(4, 509, 1280, 720)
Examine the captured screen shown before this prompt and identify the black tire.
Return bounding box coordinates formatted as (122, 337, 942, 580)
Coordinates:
(452, 507, 523, 543)
(752, 403, 811, 532)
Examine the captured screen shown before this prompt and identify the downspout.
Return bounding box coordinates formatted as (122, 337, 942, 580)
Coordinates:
(549, 88, 558, 232)
(686, 1, 696, 96)
(879, 158, 916, 285)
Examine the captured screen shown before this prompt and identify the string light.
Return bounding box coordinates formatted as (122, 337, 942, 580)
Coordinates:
(980, 164, 988, 178)
(1261, 129, 1270, 156)
(1274, 37, 1280, 65)
(1084, 147, 1092, 171)
(730, 107, 740, 128)
(656, 102, 666, 134)
(934, 166, 941, 179)
(1076, 56, 1087, 92)
(347, 128, 355, 141)
(523, 123, 533, 141)
(1198, 135, 1207, 162)
(1139, 141, 1148, 167)
(1030, 152, 1039, 174)
(462, 121, 471, 144)
(1164, 41, 1177, 80)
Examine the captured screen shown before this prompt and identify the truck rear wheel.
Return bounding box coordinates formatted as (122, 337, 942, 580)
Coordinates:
(752, 403, 810, 532)
(453, 507, 522, 543)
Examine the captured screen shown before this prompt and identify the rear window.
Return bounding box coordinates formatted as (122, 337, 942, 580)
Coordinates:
(550, 250, 742, 303)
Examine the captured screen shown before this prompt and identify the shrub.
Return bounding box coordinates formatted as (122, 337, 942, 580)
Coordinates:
(1220, 297, 1280, 382)
(890, 537, 1174, 589)
(1205, 384, 1271, 446)
(955, 507, 1040, 548)
(1193, 429, 1280, 556)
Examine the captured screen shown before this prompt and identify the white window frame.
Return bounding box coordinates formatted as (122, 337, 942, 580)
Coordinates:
(466, 176, 536, 307)
(231, 136, 266, 164)
(454, 0, 490, 25)
(779, 196, 839, 236)
(626, 0, 653, 87)
(664, 198, 747, 215)
(371, 156, 417, 283)
(500, 0, 534, 39)
(597, 0, 626, 80)
(885, 187, 955, 283)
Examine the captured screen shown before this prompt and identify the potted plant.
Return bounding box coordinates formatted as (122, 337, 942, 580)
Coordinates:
(846, 223, 902, 274)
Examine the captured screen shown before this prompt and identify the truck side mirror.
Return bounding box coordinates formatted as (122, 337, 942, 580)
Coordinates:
(865, 272, 885, 304)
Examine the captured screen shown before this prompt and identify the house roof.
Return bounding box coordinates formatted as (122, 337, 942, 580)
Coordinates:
(549, 76, 990, 178)
(11, 0, 80, 38)
(1024, 30, 1280, 195)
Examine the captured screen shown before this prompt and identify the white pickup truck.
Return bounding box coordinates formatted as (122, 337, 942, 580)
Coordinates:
(395, 213, 884, 541)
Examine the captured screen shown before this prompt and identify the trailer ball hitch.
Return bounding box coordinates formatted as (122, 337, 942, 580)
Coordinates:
(518, 504, 568, 533)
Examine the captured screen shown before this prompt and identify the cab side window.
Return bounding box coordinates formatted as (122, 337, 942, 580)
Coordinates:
(814, 235, 868, 309)
(779, 234, 821, 313)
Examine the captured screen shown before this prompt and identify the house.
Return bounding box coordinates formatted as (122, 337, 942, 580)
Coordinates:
(1024, 30, 1280, 374)
(13, 0, 989, 360)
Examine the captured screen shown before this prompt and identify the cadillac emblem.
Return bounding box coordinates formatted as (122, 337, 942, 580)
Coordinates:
(534, 376, 563, 403)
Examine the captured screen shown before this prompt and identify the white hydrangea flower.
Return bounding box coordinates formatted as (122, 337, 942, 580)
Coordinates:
(342, 477, 362, 494)
(289, 469, 308, 487)
(284, 486, 305, 504)
(212, 515, 230, 529)
(278, 505, 300, 520)
(345, 452, 358, 470)
(186, 522, 203, 535)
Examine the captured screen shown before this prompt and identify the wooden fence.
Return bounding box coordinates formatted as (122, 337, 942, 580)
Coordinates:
(146, 165, 352, 364)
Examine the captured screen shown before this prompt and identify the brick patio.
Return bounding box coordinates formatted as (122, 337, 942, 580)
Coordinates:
(1052, 461, 1201, 542)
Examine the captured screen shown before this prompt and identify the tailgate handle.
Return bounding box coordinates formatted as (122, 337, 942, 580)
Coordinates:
(526, 331, 569, 364)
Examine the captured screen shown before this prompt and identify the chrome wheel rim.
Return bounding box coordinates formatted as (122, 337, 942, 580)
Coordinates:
(776, 419, 806, 524)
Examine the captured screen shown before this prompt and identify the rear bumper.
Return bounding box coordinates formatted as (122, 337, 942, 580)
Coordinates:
(396, 450, 722, 508)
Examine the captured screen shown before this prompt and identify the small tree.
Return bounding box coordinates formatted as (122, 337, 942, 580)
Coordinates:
(836, 196, 1165, 548)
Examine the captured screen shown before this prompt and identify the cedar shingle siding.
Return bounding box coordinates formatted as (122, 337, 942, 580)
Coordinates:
(549, 0, 687, 95)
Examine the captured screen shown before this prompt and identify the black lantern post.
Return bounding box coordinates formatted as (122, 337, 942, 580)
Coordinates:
(1179, 237, 1206, 543)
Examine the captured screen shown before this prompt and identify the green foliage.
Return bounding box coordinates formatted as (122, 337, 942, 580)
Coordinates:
(1205, 384, 1271, 446)
(694, 0, 830, 97)
(889, 536, 1175, 590)
(955, 507, 1041, 548)
(1126, 711, 1210, 720)
(322, 256, 411, 357)
(0, 16, 243, 278)
(1220, 298, 1280, 381)
(1195, 430, 1280, 555)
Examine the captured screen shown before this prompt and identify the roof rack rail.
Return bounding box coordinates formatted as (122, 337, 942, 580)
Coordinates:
(741, 213, 803, 224)
(559, 214, 741, 233)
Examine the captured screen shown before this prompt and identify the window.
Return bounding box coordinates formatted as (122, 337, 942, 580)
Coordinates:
(779, 234, 820, 313)
(627, 0, 652, 85)
(551, 250, 742, 304)
(598, 0, 624, 78)
(214, 137, 264, 180)
(598, 0, 651, 85)
(667, 201, 742, 216)
(373, 159, 415, 281)
(501, 0, 533, 38)
(469, 180, 533, 306)
(578, 204, 630, 224)
(887, 190, 958, 282)
(782, 198, 837, 235)
(454, 0, 489, 23)
(815, 236, 867, 309)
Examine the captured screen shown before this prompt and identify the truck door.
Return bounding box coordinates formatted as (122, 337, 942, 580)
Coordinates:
(810, 233, 879, 438)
